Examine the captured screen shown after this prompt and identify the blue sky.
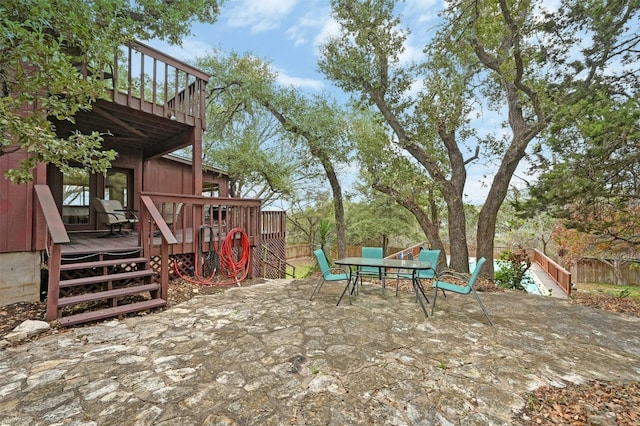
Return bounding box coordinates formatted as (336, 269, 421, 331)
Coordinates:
(147, 0, 546, 205)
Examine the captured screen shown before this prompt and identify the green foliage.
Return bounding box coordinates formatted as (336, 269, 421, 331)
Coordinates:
(318, 219, 333, 251)
(515, 1, 640, 251)
(1, 0, 222, 182)
(494, 250, 533, 292)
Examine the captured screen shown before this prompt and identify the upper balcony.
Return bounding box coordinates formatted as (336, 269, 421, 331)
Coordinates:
(55, 41, 210, 160)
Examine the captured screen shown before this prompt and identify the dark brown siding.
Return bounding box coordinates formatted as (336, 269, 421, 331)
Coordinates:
(143, 156, 230, 196)
(144, 158, 193, 194)
(0, 152, 46, 253)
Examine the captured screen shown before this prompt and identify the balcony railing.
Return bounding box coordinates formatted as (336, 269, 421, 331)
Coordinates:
(78, 41, 208, 128)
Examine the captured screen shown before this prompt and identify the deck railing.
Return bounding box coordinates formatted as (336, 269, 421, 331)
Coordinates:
(533, 249, 572, 296)
(79, 41, 208, 128)
(139, 192, 262, 278)
(34, 185, 70, 321)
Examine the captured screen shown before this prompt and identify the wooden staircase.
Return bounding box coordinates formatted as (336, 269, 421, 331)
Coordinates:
(53, 248, 166, 326)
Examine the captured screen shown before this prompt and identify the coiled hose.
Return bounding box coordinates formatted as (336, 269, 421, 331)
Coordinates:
(174, 226, 251, 286)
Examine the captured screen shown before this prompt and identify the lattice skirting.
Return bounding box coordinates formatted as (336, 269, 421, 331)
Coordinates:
(150, 243, 286, 282)
(256, 239, 287, 279)
(60, 255, 146, 297)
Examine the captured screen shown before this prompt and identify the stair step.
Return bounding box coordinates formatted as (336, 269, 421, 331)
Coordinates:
(60, 270, 156, 289)
(58, 283, 161, 307)
(58, 299, 167, 327)
(61, 246, 144, 257)
(60, 257, 148, 271)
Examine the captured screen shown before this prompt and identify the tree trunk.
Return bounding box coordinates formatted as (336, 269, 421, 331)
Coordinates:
(371, 182, 447, 269)
(445, 196, 470, 272)
(321, 155, 347, 259)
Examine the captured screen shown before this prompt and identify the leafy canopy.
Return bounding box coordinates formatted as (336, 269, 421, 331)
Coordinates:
(1, 0, 222, 182)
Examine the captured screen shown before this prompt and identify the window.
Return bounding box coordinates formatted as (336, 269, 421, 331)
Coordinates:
(62, 168, 90, 225)
(203, 182, 219, 197)
(105, 170, 131, 208)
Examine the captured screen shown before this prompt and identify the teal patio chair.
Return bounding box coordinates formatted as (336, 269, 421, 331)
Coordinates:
(355, 246, 385, 293)
(396, 249, 441, 296)
(431, 257, 493, 326)
(310, 249, 350, 301)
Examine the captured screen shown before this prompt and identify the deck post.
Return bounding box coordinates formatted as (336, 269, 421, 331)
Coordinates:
(160, 240, 169, 300)
(46, 244, 62, 321)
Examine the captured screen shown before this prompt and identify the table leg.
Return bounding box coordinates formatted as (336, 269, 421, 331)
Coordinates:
(337, 265, 354, 306)
(412, 270, 429, 317)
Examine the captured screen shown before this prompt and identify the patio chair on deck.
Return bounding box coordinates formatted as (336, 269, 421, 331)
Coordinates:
(431, 257, 493, 326)
(92, 198, 138, 236)
(396, 249, 441, 296)
(158, 202, 183, 232)
(310, 249, 349, 301)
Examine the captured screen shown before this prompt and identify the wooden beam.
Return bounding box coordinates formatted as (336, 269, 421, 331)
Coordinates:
(93, 106, 148, 138)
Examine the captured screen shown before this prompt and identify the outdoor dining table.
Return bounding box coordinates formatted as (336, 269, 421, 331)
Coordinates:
(334, 257, 434, 317)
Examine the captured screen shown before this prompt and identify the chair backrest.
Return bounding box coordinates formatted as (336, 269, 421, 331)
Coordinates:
(416, 249, 441, 278)
(361, 247, 383, 273)
(418, 249, 440, 268)
(313, 249, 331, 276)
(160, 202, 183, 225)
(92, 198, 128, 224)
(467, 257, 487, 289)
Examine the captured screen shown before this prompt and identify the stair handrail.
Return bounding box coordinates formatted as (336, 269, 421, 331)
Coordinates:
(34, 185, 70, 321)
(140, 195, 178, 299)
(260, 243, 296, 279)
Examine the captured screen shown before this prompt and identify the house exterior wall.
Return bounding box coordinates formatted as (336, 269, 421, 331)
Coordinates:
(0, 251, 41, 306)
(144, 156, 230, 196)
(0, 152, 46, 254)
(144, 157, 193, 194)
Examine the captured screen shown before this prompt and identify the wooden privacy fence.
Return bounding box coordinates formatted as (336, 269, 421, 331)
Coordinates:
(286, 244, 312, 259)
(572, 258, 640, 285)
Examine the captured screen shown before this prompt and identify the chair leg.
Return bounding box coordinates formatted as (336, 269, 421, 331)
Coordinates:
(472, 288, 493, 326)
(414, 277, 429, 304)
(431, 286, 439, 316)
(310, 277, 325, 300)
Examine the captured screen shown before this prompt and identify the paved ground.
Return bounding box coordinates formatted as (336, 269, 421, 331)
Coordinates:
(1, 278, 639, 425)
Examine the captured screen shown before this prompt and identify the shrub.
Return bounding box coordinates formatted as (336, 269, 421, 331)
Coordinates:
(494, 250, 532, 292)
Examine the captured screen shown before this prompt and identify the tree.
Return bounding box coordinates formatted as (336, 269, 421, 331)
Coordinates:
(349, 109, 447, 261)
(320, 0, 638, 277)
(203, 102, 298, 205)
(516, 0, 640, 253)
(345, 188, 423, 252)
(197, 52, 353, 258)
(286, 190, 335, 253)
(551, 221, 639, 286)
(1, 0, 223, 182)
(319, 0, 476, 272)
(319, 0, 550, 275)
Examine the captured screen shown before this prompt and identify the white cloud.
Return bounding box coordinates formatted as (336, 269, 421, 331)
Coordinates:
(398, 42, 423, 66)
(225, 0, 299, 33)
(313, 17, 342, 50)
(404, 0, 443, 24)
(141, 39, 214, 64)
(274, 68, 325, 90)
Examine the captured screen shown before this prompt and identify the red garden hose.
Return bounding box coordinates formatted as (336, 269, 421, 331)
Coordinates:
(174, 227, 251, 286)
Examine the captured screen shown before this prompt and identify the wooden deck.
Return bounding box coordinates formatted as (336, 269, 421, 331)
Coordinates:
(61, 232, 141, 256)
(61, 227, 228, 257)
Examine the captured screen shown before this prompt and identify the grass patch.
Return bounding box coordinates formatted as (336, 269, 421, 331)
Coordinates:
(287, 259, 315, 279)
(577, 282, 640, 298)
